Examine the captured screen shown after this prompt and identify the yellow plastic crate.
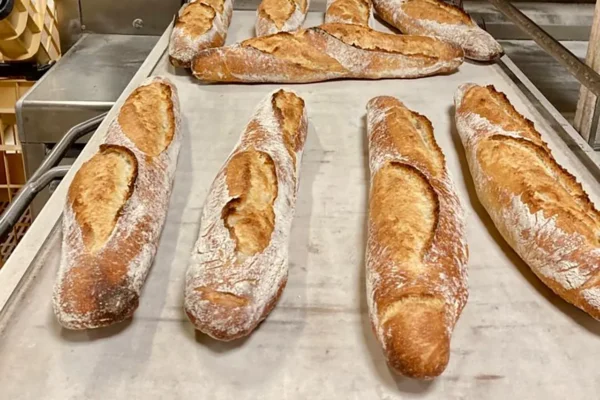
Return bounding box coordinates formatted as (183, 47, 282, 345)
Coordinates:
(0, 0, 43, 60)
(0, 0, 60, 63)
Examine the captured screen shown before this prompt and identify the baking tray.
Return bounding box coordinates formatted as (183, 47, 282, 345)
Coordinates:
(1, 11, 600, 399)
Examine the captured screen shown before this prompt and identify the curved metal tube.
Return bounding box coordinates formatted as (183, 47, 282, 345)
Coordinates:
(30, 112, 107, 182)
(0, 112, 106, 240)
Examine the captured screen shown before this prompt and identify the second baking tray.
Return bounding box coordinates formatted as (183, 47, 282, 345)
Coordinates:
(1, 11, 600, 399)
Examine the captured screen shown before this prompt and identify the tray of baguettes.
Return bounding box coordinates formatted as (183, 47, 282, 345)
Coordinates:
(1, 1, 600, 398)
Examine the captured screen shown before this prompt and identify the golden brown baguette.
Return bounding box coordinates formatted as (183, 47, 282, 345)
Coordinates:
(372, 0, 503, 62)
(192, 23, 463, 83)
(185, 89, 308, 340)
(366, 96, 468, 379)
(169, 0, 234, 68)
(256, 0, 309, 36)
(325, 0, 372, 26)
(455, 83, 600, 319)
(53, 77, 181, 329)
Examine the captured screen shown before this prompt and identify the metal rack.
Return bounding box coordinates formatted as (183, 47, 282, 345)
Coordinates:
(1, 12, 600, 399)
(488, 0, 600, 149)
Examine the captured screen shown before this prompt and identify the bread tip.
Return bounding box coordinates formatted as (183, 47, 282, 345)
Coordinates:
(454, 83, 478, 106)
(184, 288, 260, 341)
(380, 297, 451, 379)
(53, 287, 139, 330)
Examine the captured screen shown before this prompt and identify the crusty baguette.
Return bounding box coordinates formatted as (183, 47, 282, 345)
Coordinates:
(185, 89, 308, 340)
(256, 0, 309, 36)
(53, 77, 181, 329)
(192, 23, 463, 83)
(325, 0, 372, 26)
(455, 83, 600, 319)
(366, 96, 468, 379)
(169, 0, 234, 68)
(372, 0, 503, 62)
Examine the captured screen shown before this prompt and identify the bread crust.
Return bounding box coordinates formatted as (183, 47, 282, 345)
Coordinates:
(53, 77, 181, 329)
(372, 0, 503, 61)
(366, 96, 468, 379)
(325, 0, 373, 26)
(169, 0, 234, 68)
(455, 83, 600, 319)
(192, 23, 463, 83)
(184, 89, 308, 340)
(255, 0, 309, 36)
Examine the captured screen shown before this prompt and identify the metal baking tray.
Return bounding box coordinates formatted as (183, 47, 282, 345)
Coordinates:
(1, 12, 600, 399)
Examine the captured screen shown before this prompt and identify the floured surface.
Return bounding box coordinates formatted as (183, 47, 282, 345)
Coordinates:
(1, 12, 600, 400)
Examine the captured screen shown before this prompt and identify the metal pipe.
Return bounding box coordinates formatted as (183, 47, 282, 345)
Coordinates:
(29, 112, 107, 182)
(488, 0, 600, 98)
(0, 166, 70, 241)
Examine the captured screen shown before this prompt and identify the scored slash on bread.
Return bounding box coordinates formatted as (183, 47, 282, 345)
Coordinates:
(372, 0, 503, 62)
(366, 96, 468, 379)
(255, 0, 309, 36)
(325, 0, 373, 27)
(184, 89, 308, 341)
(169, 0, 234, 68)
(192, 23, 464, 83)
(455, 83, 600, 320)
(53, 77, 181, 329)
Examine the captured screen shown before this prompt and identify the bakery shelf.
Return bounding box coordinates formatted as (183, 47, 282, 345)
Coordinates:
(0, 11, 599, 399)
(0, 78, 33, 266)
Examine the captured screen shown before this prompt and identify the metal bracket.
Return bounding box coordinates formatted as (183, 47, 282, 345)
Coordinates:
(0, 113, 106, 240)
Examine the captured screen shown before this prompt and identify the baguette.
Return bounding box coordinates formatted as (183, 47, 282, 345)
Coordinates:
(192, 23, 463, 83)
(372, 0, 503, 62)
(53, 77, 181, 329)
(185, 89, 308, 340)
(366, 96, 468, 379)
(455, 83, 600, 319)
(169, 0, 234, 68)
(325, 0, 373, 26)
(256, 0, 309, 36)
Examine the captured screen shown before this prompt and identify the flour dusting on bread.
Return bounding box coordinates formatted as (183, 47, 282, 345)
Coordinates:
(185, 89, 307, 340)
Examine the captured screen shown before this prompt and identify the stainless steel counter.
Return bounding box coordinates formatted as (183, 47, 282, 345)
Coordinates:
(1, 12, 600, 399)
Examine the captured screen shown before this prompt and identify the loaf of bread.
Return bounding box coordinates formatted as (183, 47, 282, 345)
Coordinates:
(456, 83, 600, 319)
(372, 0, 503, 62)
(192, 23, 463, 83)
(325, 0, 372, 26)
(169, 0, 234, 68)
(185, 89, 308, 340)
(366, 96, 468, 378)
(53, 77, 181, 329)
(256, 0, 309, 36)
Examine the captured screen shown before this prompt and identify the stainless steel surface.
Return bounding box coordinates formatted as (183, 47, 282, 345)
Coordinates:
(22, 143, 50, 215)
(488, 0, 600, 148)
(0, 166, 69, 240)
(17, 33, 158, 215)
(80, 0, 182, 35)
(2, 12, 600, 399)
(56, 0, 83, 53)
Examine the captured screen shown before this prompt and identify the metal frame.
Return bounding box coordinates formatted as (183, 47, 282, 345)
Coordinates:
(488, 0, 600, 149)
